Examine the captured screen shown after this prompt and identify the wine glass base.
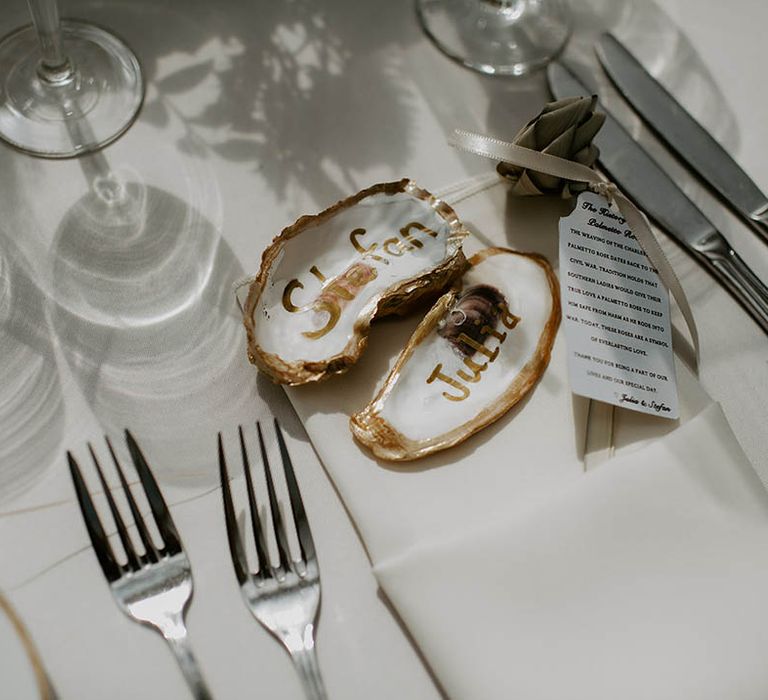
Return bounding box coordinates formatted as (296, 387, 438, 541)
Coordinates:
(416, 0, 571, 76)
(0, 20, 143, 158)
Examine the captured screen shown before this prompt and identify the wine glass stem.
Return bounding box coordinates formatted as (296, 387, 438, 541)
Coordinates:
(26, 0, 74, 82)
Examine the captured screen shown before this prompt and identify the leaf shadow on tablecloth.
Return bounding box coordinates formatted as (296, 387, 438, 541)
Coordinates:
(0, 0, 406, 490)
(69, 0, 421, 208)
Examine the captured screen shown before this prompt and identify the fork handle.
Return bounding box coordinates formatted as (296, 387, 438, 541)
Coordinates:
(288, 627, 327, 700)
(164, 628, 214, 700)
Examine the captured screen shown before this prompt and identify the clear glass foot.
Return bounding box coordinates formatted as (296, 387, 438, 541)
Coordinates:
(0, 19, 143, 157)
(416, 0, 571, 76)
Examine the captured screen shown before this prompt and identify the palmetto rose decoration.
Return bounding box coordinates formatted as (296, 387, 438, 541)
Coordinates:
(497, 95, 605, 198)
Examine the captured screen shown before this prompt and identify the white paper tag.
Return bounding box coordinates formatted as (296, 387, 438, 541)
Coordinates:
(559, 191, 678, 419)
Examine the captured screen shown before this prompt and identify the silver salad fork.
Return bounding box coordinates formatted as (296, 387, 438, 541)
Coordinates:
(218, 420, 327, 700)
(68, 431, 213, 699)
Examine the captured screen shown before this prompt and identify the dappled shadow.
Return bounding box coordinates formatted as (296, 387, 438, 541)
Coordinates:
(73, 0, 420, 206)
(0, 232, 64, 501)
(47, 135, 271, 486)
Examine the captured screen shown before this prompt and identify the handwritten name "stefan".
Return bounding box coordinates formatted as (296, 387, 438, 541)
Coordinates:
(282, 222, 439, 339)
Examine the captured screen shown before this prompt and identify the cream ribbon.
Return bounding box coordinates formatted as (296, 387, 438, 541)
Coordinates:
(449, 129, 699, 367)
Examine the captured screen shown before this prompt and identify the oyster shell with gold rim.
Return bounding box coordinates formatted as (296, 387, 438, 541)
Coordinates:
(243, 180, 468, 385)
(350, 247, 561, 461)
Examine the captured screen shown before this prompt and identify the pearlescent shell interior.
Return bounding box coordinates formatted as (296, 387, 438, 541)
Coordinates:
(350, 248, 561, 461)
(243, 180, 467, 385)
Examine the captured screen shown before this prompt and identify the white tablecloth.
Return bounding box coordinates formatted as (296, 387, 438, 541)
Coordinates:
(0, 0, 766, 698)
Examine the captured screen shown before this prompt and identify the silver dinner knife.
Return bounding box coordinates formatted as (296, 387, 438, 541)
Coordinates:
(547, 61, 768, 334)
(595, 33, 768, 244)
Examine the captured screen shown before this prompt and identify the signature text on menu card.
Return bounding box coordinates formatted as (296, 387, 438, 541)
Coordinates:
(558, 191, 678, 419)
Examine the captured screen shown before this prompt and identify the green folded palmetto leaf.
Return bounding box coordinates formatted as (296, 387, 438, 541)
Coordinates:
(497, 96, 605, 198)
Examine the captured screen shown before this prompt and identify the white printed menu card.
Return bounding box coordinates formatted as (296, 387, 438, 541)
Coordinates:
(559, 191, 678, 419)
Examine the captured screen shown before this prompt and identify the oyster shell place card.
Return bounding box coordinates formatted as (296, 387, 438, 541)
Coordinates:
(351, 248, 560, 461)
(242, 180, 467, 385)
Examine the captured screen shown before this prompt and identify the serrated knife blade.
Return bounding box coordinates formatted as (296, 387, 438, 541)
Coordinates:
(546, 61, 768, 335)
(596, 33, 768, 244)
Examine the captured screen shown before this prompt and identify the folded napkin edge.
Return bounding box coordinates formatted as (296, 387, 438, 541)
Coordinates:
(372, 401, 766, 578)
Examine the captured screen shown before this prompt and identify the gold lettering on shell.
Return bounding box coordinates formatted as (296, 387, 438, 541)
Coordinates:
(456, 355, 488, 384)
(282, 220, 444, 340)
(382, 237, 405, 256)
(281, 262, 378, 340)
(499, 302, 521, 329)
(349, 228, 388, 264)
(426, 307, 518, 402)
(282, 279, 305, 313)
(349, 222, 440, 261)
(427, 364, 471, 401)
(302, 299, 340, 340)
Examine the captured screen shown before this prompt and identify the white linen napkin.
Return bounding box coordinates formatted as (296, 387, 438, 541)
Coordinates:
(375, 402, 768, 700)
(286, 185, 768, 699)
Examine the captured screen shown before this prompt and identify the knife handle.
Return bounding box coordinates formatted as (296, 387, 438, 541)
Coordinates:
(749, 206, 768, 244)
(698, 232, 768, 334)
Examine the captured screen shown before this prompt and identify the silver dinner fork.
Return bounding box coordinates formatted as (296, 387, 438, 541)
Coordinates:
(218, 420, 327, 700)
(67, 431, 212, 700)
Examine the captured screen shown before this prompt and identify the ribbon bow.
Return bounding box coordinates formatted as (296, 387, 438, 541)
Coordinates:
(449, 128, 699, 368)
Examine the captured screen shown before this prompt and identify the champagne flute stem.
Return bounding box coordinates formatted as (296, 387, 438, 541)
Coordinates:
(26, 0, 74, 81)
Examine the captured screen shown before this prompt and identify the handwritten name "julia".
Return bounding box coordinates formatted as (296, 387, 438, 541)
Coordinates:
(426, 304, 520, 401)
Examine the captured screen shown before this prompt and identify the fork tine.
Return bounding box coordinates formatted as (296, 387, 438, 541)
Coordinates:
(124, 430, 182, 555)
(105, 437, 160, 564)
(239, 426, 270, 578)
(67, 452, 122, 582)
(274, 418, 316, 563)
(88, 443, 141, 571)
(256, 421, 291, 572)
(218, 433, 249, 585)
